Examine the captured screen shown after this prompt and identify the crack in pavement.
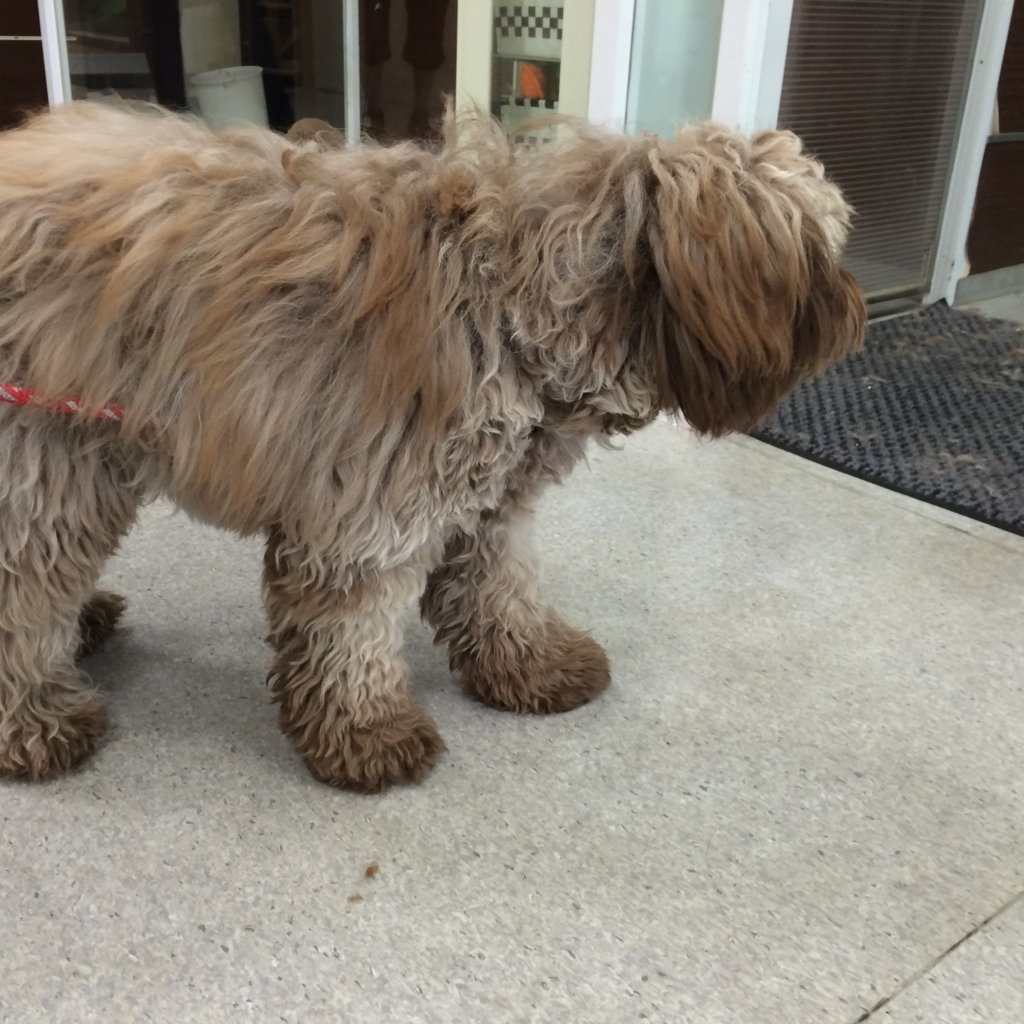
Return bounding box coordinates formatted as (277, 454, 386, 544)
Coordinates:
(850, 887, 1024, 1023)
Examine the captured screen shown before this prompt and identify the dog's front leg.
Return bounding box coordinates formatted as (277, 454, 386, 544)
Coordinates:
(263, 530, 445, 791)
(421, 501, 611, 713)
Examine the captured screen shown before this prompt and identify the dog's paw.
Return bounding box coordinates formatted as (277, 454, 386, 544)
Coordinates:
(77, 591, 128, 659)
(0, 684, 109, 780)
(296, 701, 447, 792)
(461, 620, 611, 714)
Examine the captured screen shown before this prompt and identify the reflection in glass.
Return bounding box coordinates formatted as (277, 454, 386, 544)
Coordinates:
(359, 0, 456, 143)
(60, 0, 460, 144)
(491, 3, 563, 146)
(63, 0, 187, 108)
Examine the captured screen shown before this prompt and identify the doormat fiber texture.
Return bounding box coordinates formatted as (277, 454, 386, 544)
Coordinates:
(751, 303, 1024, 535)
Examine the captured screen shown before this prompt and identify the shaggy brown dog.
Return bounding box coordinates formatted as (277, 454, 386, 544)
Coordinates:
(0, 102, 865, 790)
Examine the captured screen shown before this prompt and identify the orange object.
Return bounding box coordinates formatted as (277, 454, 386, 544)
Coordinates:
(519, 62, 546, 100)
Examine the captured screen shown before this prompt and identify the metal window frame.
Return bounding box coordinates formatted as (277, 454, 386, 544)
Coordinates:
(36, 0, 71, 106)
(342, 0, 360, 147)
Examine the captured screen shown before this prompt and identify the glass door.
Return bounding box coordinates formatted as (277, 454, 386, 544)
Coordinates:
(777, 0, 986, 303)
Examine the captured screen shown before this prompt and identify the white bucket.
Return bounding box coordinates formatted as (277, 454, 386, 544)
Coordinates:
(191, 66, 268, 130)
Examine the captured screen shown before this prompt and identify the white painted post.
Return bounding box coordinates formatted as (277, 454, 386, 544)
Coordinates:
(455, 0, 493, 114)
(586, 0, 636, 130)
(711, 0, 772, 134)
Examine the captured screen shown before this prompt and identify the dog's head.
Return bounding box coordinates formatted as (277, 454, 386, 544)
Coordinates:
(639, 125, 866, 435)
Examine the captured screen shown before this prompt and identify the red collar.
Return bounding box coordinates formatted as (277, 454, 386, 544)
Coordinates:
(0, 383, 123, 421)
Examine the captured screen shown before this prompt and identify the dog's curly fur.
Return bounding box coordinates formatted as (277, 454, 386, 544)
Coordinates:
(0, 102, 865, 787)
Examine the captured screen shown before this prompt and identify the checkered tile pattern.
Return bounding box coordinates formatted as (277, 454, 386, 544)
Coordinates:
(494, 7, 563, 42)
(511, 97, 557, 111)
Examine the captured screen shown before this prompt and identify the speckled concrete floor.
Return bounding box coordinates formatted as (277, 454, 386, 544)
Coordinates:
(2, 414, 1024, 1023)
(963, 289, 1024, 323)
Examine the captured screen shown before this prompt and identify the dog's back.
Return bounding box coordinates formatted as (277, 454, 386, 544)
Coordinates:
(0, 102, 329, 414)
(0, 103, 486, 530)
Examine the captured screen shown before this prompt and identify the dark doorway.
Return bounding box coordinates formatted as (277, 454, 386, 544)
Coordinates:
(0, 0, 49, 129)
(966, 1, 1024, 276)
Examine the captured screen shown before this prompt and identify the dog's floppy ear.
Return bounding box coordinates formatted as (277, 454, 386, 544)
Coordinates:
(790, 223, 867, 391)
(643, 128, 866, 436)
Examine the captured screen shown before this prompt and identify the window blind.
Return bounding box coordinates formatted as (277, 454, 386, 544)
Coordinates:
(777, 0, 985, 302)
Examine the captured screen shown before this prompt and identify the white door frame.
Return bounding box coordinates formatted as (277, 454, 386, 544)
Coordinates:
(751, 0, 795, 132)
(710, 0, 771, 132)
(926, 0, 1015, 305)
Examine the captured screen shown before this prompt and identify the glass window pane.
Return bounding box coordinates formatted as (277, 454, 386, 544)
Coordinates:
(60, 0, 352, 138)
(63, 0, 183, 108)
(58, 1, 462, 145)
(360, 0, 456, 143)
(625, 0, 724, 138)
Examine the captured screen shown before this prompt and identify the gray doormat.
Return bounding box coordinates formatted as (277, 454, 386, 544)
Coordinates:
(751, 303, 1024, 535)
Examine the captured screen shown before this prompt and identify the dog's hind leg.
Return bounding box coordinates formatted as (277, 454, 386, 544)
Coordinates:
(0, 414, 140, 779)
(421, 499, 611, 714)
(77, 591, 129, 659)
(263, 528, 446, 791)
